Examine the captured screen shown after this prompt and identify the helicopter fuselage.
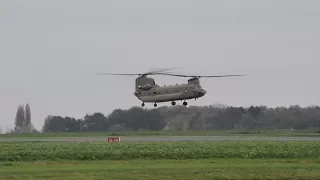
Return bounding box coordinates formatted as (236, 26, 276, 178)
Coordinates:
(134, 84, 206, 102)
(133, 76, 206, 106)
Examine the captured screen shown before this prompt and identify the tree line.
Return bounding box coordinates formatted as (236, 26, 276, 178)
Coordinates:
(40, 104, 320, 133)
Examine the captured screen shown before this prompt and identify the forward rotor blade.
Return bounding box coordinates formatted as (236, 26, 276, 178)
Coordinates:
(95, 73, 141, 76)
(95, 67, 182, 77)
(146, 67, 183, 74)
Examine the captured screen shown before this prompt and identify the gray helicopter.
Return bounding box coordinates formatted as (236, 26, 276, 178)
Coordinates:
(97, 68, 244, 107)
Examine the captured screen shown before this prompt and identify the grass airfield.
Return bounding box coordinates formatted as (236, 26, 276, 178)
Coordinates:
(1, 159, 320, 180)
(0, 129, 319, 180)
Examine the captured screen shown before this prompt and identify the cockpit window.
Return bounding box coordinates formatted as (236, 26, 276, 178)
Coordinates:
(152, 80, 155, 85)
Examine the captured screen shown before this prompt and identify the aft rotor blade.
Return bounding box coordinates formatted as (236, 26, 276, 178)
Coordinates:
(154, 73, 245, 78)
(198, 75, 246, 78)
(153, 73, 190, 77)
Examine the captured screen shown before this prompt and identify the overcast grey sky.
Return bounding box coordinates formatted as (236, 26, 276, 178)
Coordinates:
(1, 0, 319, 130)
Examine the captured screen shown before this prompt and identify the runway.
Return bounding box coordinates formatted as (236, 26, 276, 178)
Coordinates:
(0, 136, 320, 142)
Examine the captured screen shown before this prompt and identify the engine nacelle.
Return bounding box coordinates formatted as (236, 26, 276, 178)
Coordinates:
(188, 77, 200, 85)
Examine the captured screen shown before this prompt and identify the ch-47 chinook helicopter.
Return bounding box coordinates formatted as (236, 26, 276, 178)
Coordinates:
(96, 68, 244, 107)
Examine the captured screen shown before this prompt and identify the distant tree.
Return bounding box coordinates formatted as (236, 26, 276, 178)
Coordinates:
(42, 115, 69, 132)
(133, 108, 166, 130)
(238, 113, 256, 129)
(14, 105, 25, 132)
(42, 115, 52, 132)
(248, 106, 261, 119)
(25, 103, 31, 129)
(83, 112, 108, 131)
(64, 116, 82, 132)
(107, 108, 127, 126)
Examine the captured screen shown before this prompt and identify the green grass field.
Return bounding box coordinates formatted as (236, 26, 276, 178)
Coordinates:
(1, 141, 319, 179)
(1, 158, 320, 180)
(1, 141, 320, 161)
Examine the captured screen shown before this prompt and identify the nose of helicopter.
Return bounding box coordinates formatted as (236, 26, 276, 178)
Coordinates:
(196, 89, 206, 97)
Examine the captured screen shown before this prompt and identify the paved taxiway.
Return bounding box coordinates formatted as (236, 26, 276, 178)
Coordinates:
(0, 136, 319, 142)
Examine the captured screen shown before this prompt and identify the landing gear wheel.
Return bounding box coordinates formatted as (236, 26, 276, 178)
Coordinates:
(154, 103, 157, 107)
(141, 102, 145, 107)
(171, 101, 176, 105)
(183, 101, 188, 106)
